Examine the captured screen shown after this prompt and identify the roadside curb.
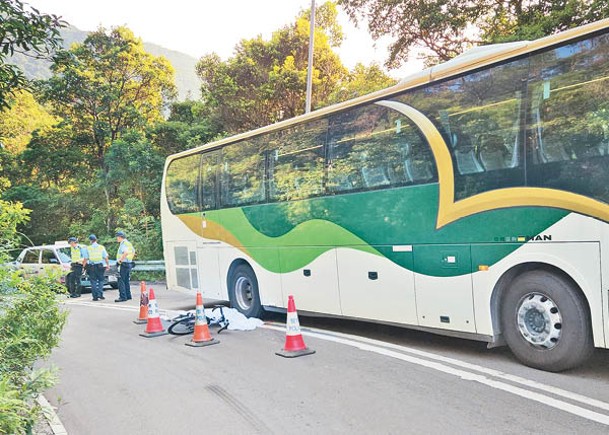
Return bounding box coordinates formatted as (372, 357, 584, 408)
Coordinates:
(37, 394, 68, 435)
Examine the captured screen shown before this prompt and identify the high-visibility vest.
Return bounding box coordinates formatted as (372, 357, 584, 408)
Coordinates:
(117, 240, 135, 262)
(89, 244, 105, 263)
(70, 245, 84, 263)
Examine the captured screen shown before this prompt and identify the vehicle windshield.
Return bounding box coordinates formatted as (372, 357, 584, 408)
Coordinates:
(57, 248, 71, 264)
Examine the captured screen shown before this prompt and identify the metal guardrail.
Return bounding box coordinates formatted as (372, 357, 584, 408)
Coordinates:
(134, 260, 166, 272)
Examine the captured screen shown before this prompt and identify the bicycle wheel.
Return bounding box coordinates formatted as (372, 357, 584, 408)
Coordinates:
(168, 315, 195, 336)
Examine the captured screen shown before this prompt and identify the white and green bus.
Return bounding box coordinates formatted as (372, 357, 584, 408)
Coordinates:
(162, 19, 609, 371)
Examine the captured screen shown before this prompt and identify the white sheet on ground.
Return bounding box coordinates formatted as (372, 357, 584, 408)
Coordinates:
(160, 307, 263, 331)
(205, 307, 263, 331)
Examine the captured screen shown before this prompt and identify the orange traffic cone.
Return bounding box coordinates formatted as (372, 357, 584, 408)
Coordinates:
(276, 295, 315, 358)
(185, 292, 219, 347)
(133, 282, 148, 324)
(139, 288, 167, 338)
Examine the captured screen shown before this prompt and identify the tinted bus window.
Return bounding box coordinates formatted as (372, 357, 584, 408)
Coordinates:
(165, 154, 201, 214)
(221, 139, 266, 207)
(269, 120, 327, 201)
(527, 33, 609, 204)
(201, 152, 219, 210)
(328, 103, 435, 194)
(399, 57, 528, 200)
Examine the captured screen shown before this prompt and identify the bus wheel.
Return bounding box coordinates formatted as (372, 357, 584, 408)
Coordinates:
(500, 270, 593, 372)
(228, 264, 264, 318)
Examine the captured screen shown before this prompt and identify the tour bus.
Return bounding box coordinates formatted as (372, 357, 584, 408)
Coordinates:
(161, 19, 609, 371)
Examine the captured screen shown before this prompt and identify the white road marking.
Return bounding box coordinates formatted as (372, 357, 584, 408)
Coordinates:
(65, 301, 609, 426)
(272, 323, 609, 414)
(264, 324, 609, 426)
(64, 300, 184, 318)
(64, 300, 138, 312)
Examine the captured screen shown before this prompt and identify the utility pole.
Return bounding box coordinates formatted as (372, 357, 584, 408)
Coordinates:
(305, 0, 315, 113)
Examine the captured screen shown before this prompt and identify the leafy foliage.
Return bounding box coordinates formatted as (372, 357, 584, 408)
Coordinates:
(0, 270, 67, 434)
(32, 26, 178, 234)
(115, 198, 162, 260)
(0, 90, 57, 153)
(0, 170, 30, 260)
(3, 185, 86, 246)
(326, 62, 396, 104)
(20, 123, 86, 188)
(0, 0, 64, 110)
(0, 200, 30, 260)
(43, 26, 177, 167)
(197, 1, 348, 133)
(106, 132, 164, 220)
(338, 0, 609, 66)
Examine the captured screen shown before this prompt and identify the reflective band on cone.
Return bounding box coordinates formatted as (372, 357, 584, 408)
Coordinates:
(139, 288, 167, 338)
(133, 281, 148, 324)
(276, 295, 315, 358)
(185, 292, 219, 348)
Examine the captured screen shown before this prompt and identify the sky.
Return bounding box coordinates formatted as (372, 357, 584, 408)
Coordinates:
(27, 0, 424, 79)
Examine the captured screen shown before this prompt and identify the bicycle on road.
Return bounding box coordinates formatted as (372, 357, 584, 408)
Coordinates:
(168, 305, 229, 335)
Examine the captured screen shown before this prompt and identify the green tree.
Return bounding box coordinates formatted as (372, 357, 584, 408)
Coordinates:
(326, 62, 396, 104)
(338, 0, 609, 67)
(196, 1, 347, 133)
(0, 198, 29, 259)
(0, 0, 64, 110)
(150, 100, 224, 155)
(44, 26, 176, 166)
(0, 162, 29, 259)
(149, 120, 221, 157)
(20, 123, 87, 188)
(42, 26, 176, 225)
(115, 198, 163, 260)
(105, 131, 165, 217)
(2, 185, 83, 245)
(0, 90, 57, 153)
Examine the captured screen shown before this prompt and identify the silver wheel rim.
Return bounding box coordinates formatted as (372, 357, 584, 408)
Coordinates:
(516, 292, 562, 349)
(234, 276, 253, 311)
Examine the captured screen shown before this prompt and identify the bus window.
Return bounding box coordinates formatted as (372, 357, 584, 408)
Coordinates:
(200, 152, 219, 210)
(328, 105, 425, 193)
(165, 154, 201, 215)
(401, 57, 528, 200)
(269, 120, 327, 201)
(221, 139, 265, 207)
(527, 33, 609, 204)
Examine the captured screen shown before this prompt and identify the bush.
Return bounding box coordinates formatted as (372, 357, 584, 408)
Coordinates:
(130, 270, 166, 283)
(0, 268, 67, 434)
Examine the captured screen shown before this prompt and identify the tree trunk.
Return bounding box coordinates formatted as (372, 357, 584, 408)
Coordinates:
(96, 138, 112, 234)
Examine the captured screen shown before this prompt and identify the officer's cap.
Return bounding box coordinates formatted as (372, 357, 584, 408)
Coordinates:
(115, 231, 126, 238)
(67, 236, 78, 243)
(88, 234, 97, 241)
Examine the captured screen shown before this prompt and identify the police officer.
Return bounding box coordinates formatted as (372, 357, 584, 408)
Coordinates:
(87, 234, 109, 301)
(115, 231, 135, 303)
(67, 237, 88, 298)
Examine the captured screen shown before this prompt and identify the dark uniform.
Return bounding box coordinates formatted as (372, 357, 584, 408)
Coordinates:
(87, 234, 109, 301)
(115, 231, 135, 302)
(67, 237, 88, 298)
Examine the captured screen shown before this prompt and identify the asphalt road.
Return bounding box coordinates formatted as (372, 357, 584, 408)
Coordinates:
(45, 285, 609, 434)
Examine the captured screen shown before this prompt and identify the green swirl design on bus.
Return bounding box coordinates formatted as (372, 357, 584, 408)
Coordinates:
(178, 184, 570, 277)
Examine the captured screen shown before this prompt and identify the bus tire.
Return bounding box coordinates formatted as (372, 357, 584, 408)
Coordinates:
(500, 270, 593, 372)
(228, 264, 264, 318)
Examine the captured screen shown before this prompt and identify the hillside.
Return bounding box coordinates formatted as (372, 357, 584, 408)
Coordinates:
(9, 25, 200, 101)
